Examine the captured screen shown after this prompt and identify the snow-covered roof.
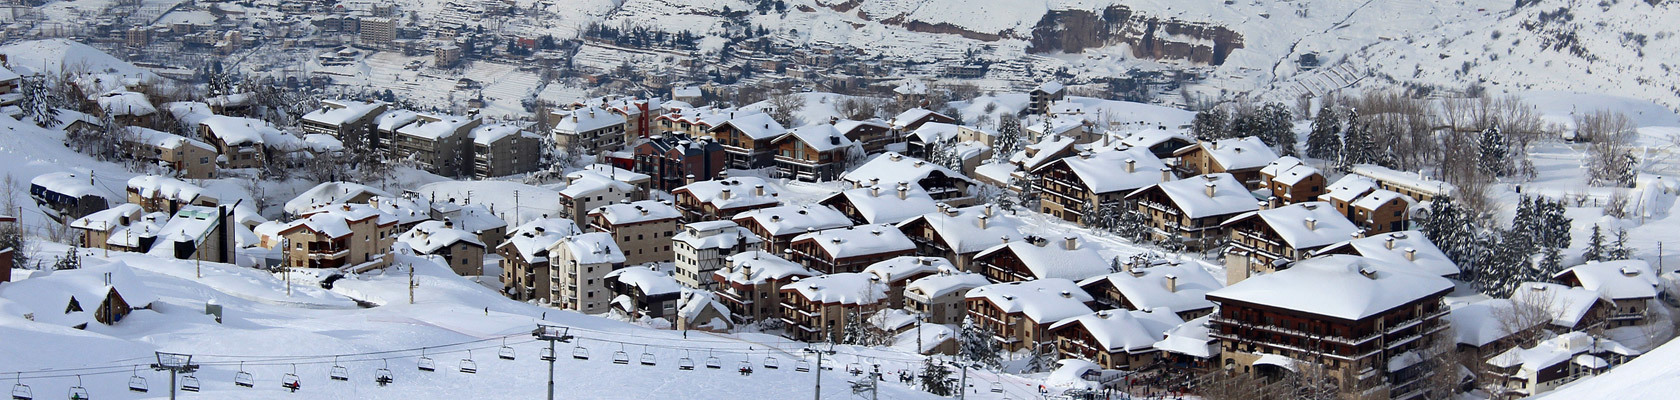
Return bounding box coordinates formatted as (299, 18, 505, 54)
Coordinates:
(369, 195, 431, 226)
(0, 260, 158, 327)
(605, 266, 683, 296)
(1177, 137, 1278, 171)
(1509, 282, 1606, 329)
(1352, 189, 1411, 212)
(126, 175, 213, 204)
(1153, 315, 1217, 359)
(889, 108, 949, 130)
(785, 272, 887, 306)
(1118, 129, 1193, 149)
(71, 203, 144, 231)
(127, 127, 215, 152)
(96, 91, 155, 116)
(552, 232, 625, 265)
(200, 115, 285, 146)
(843, 152, 974, 188)
(1349, 164, 1457, 196)
(909, 122, 961, 144)
(731, 204, 853, 237)
(676, 290, 731, 329)
(675, 177, 781, 211)
(30, 171, 106, 199)
(862, 256, 953, 284)
(552, 105, 626, 134)
(302, 99, 385, 126)
(470, 123, 529, 145)
(164, 101, 214, 127)
(1045, 146, 1171, 194)
(716, 112, 787, 140)
(397, 220, 485, 254)
(1050, 308, 1184, 353)
(283, 181, 394, 216)
(396, 114, 477, 140)
(718, 251, 817, 285)
(1034, 81, 1065, 94)
(301, 134, 345, 153)
(148, 206, 225, 252)
(283, 203, 396, 238)
(1555, 260, 1661, 300)
(822, 184, 940, 225)
(1260, 156, 1321, 186)
(895, 205, 1024, 254)
(500, 218, 582, 262)
(572, 164, 650, 184)
(1487, 332, 1631, 373)
(1012, 135, 1075, 171)
(1447, 299, 1528, 347)
(1207, 255, 1454, 321)
(0, 65, 17, 82)
(974, 236, 1110, 282)
(1131, 173, 1258, 219)
(447, 204, 508, 234)
(791, 225, 916, 260)
(559, 170, 635, 199)
(779, 123, 856, 152)
(108, 213, 165, 248)
(966, 279, 1094, 324)
(590, 200, 682, 225)
(905, 270, 991, 300)
(1224, 202, 1359, 250)
(1078, 263, 1223, 315)
(893, 80, 928, 95)
(1320, 231, 1459, 277)
(375, 109, 420, 131)
(672, 220, 761, 249)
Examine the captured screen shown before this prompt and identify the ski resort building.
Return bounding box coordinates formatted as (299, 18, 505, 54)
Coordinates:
(586, 200, 681, 266)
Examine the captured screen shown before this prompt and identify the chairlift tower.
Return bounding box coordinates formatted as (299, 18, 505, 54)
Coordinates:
(532, 325, 574, 400)
(150, 352, 198, 400)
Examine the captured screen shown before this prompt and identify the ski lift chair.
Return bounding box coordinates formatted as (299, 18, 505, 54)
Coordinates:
(846, 363, 862, 376)
(705, 354, 722, 369)
(417, 349, 436, 372)
(234, 363, 255, 388)
(763, 357, 779, 370)
(611, 345, 630, 365)
(639, 346, 656, 366)
(66, 375, 88, 400)
(540, 347, 556, 361)
(126, 367, 148, 393)
(181, 373, 201, 392)
(374, 359, 394, 387)
(737, 361, 754, 376)
(795, 360, 811, 372)
(329, 357, 349, 381)
(498, 338, 516, 361)
(571, 341, 590, 360)
(280, 365, 301, 393)
(459, 351, 478, 374)
(677, 351, 695, 371)
(991, 382, 1004, 393)
(9, 373, 29, 400)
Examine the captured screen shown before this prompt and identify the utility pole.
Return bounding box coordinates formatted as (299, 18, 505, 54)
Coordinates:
(409, 264, 416, 304)
(514, 190, 521, 225)
(532, 325, 573, 400)
(957, 361, 968, 400)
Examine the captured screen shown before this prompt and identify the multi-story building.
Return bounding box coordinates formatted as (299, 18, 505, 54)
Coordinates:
(126, 175, 217, 214)
(965, 278, 1094, 352)
(1257, 156, 1326, 207)
(842, 152, 975, 204)
(123, 127, 218, 179)
(671, 177, 782, 221)
(707, 112, 786, 169)
(1031, 146, 1172, 225)
(1349, 164, 1456, 202)
(570, 96, 661, 144)
(779, 272, 888, 343)
(818, 182, 940, 225)
(713, 250, 817, 324)
(1315, 231, 1460, 278)
(630, 133, 726, 192)
(971, 235, 1109, 283)
(199, 115, 283, 169)
(769, 123, 859, 182)
(603, 266, 683, 319)
(730, 204, 852, 254)
(1220, 201, 1360, 284)
(1551, 260, 1661, 328)
(393, 113, 480, 177)
(1124, 173, 1259, 251)
(1170, 137, 1279, 190)
(861, 256, 951, 309)
(1206, 255, 1454, 400)
(359, 17, 397, 48)
(887, 108, 956, 139)
(1482, 332, 1636, 398)
(551, 105, 628, 155)
(558, 170, 636, 225)
(396, 220, 487, 276)
(903, 270, 990, 325)
(572, 164, 652, 198)
(301, 100, 387, 150)
(497, 218, 581, 302)
(470, 123, 542, 179)
(546, 232, 625, 314)
(671, 220, 760, 290)
(895, 204, 1023, 272)
(787, 226, 917, 274)
(1078, 262, 1223, 320)
(1318, 175, 1416, 235)
(373, 109, 420, 155)
(1048, 308, 1184, 370)
(69, 204, 145, 251)
(586, 200, 681, 265)
(276, 204, 397, 271)
(1028, 81, 1065, 115)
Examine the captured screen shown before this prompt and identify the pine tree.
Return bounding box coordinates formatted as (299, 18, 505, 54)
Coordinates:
(919, 359, 954, 396)
(19, 76, 60, 127)
(1608, 227, 1632, 260)
(1422, 196, 1486, 278)
(991, 114, 1022, 163)
(1478, 126, 1510, 177)
(958, 317, 1002, 369)
(53, 246, 82, 270)
(1191, 109, 1228, 141)
(1583, 224, 1606, 262)
(1337, 109, 1375, 172)
(1536, 198, 1572, 249)
(1261, 103, 1296, 156)
(1536, 246, 1564, 278)
(1306, 104, 1342, 160)
(1116, 209, 1151, 244)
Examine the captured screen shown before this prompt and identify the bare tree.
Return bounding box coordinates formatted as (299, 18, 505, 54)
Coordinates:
(1579, 110, 1638, 188)
(0, 175, 33, 268)
(766, 91, 805, 126)
(832, 97, 882, 121)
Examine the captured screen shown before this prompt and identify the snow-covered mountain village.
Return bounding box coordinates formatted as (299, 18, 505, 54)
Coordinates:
(3, 0, 1680, 399)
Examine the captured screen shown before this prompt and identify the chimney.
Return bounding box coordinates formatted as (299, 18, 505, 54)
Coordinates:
(869, 177, 880, 187)
(572, 115, 578, 123)
(869, 186, 881, 197)
(977, 215, 988, 229)
(1001, 236, 1011, 244)
(914, 161, 925, 168)
(984, 204, 995, 217)
(1125, 159, 1136, 173)
(829, 116, 839, 125)
(741, 263, 752, 279)
(897, 186, 908, 200)
(640, 207, 649, 216)
(341, 204, 352, 211)
(755, 184, 766, 196)
(1059, 291, 1072, 298)
(1404, 248, 1417, 261)
(1304, 218, 1317, 231)
(1204, 183, 1216, 197)
(1385, 237, 1396, 250)
(890, 153, 902, 162)
(720, 188, 731, 200)
(871, 229, 882, 236)
(830, 135, 840, 146)
(1063, 236, 1077, 250)
(444, 219, 454, 229)
(1358, 266, 1378, 279)
(945, 206, 959, 217)
(1165, 274, 1178, 293)
(685, 174, 696, 185)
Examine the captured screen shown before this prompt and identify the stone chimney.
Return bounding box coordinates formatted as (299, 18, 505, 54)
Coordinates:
(719, 188, 731, 200)
(1405, 248, 1417, 261)
(1161, 167, 1173, 182)
(1304, 218, 1317, 231)
(890, 153, 903, 162)
(1385, 237, 1396, 250)
(977, 215, 989, 230)
(755, 184, 766, 196)
(1359, 266, 1378, 280)
(869, 186, 881, 197)
(897, 185, 908, 200)
(1001, 236, 1011, 244)
(1165, 274, 1178, 293)
(1204, 183, 1216, 197)
(983, 204, 994, 217)
(1063, 236, 1077, 250)
(1125, 159, 1136, 173)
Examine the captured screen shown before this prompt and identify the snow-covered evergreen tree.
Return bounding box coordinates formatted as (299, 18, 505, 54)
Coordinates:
(1422, 196, 1486, 278)
(1337, 109, 1375, 172)
(53, 246, 81, 270)
(1608, 227, 1632, 260)
(1536, 246, 1564, 279)
(958, 317, 1001, 369)
(19, 76, 60, 127)
(1583, 224, 1606, 262)
(1306, 104, 1342, 160)
(991, 114, 1022, 163)
(1535, 198, 1572, 249)
(1191, 109, 1227, 141)
(919, 359, 954, 396)
(1261, 103, 1296, 156)
(1116, 209, 1151, 244)
(1478, 126, 1509, 177)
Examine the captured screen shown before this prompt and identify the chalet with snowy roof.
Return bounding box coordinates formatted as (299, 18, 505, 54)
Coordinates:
(965, 278, 1095, 352)
(861, 256, 952, 309)
(470, 123, 542, 179)
(1346, 189, 1412, 235)
(904, 270, 990, 325)
(888, 108, 956, 134)
(301, 100, 387, 148)
(1029, 81, 1066, 115)
(125, 175, 216, 215)
(1552, 260, 1662, 328)
(843, 152, 976, 204)
(831, 118, 894, 154)
(1446, 299, 1547, 367)
(70, 204, 144, 250)
(1025, 115, 1094, 144)
(671, 177, 781, 221)
(708, 111, 787, 169)
(393, 113, 481, 177)
(575, 164, 652, 197)
(604, 266, 683, 320)
(1125, 173, 1259, 252)
(780, 272, 889, 343)
(972, 235, 1109, 284)
(29, 172, 111, 222)
(817, 182, 940, 226)
(770, 123, 861, 182)
(1206, 255, 1454, 400)
(1032, 146, 1172, 225)
(1315, 231, 1459, 278)
(586, 200, 681, 265)
(1079, 262, 1222, 320)
(1257, 156, 1325, 207)
(94, 91, 156, 127)
(1221, 202, 1361, 283)
(1153, 316, 1219, 371)
(431, 203, 508, 250)
(1117, 129, 1196, 159)
(894, 204, 1023, 271)
(730, 204, 853, 254)
(1171, 137, 1279, 190)
(676, 290, 735, 332)
(88, 210, 166, 254)
(559, 170, 636, 225)
(630, 133, 726, 191)
(550, 105, 627, 155)
(1483, 332, 1639, 398)
(1349, 164, 1456, 202)
(397, 220, 487, 276)
(1509, 282, 1612, 336)
(283, 181, 393, 218)
(655, 105, 733, 137)
(570, 96, 660, 143)
(1050, 308, 1184, 370)
(788, 225, 917, 274)
(713, 250, 817, 323)
(497, 218, 582, 302)
(1011, 135, 1077, 175)
(672, 220, 761, 290)
(145, 205, 238, 264)
(547, 232, 626, 314)
(122, 127, 218, 179)
(198, 115, 286, 169)
(1320, 174, 1378, 211)
(276, 204, 397, 271)
(905, 122, 960, 159)
(0, 261, 158, 328)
